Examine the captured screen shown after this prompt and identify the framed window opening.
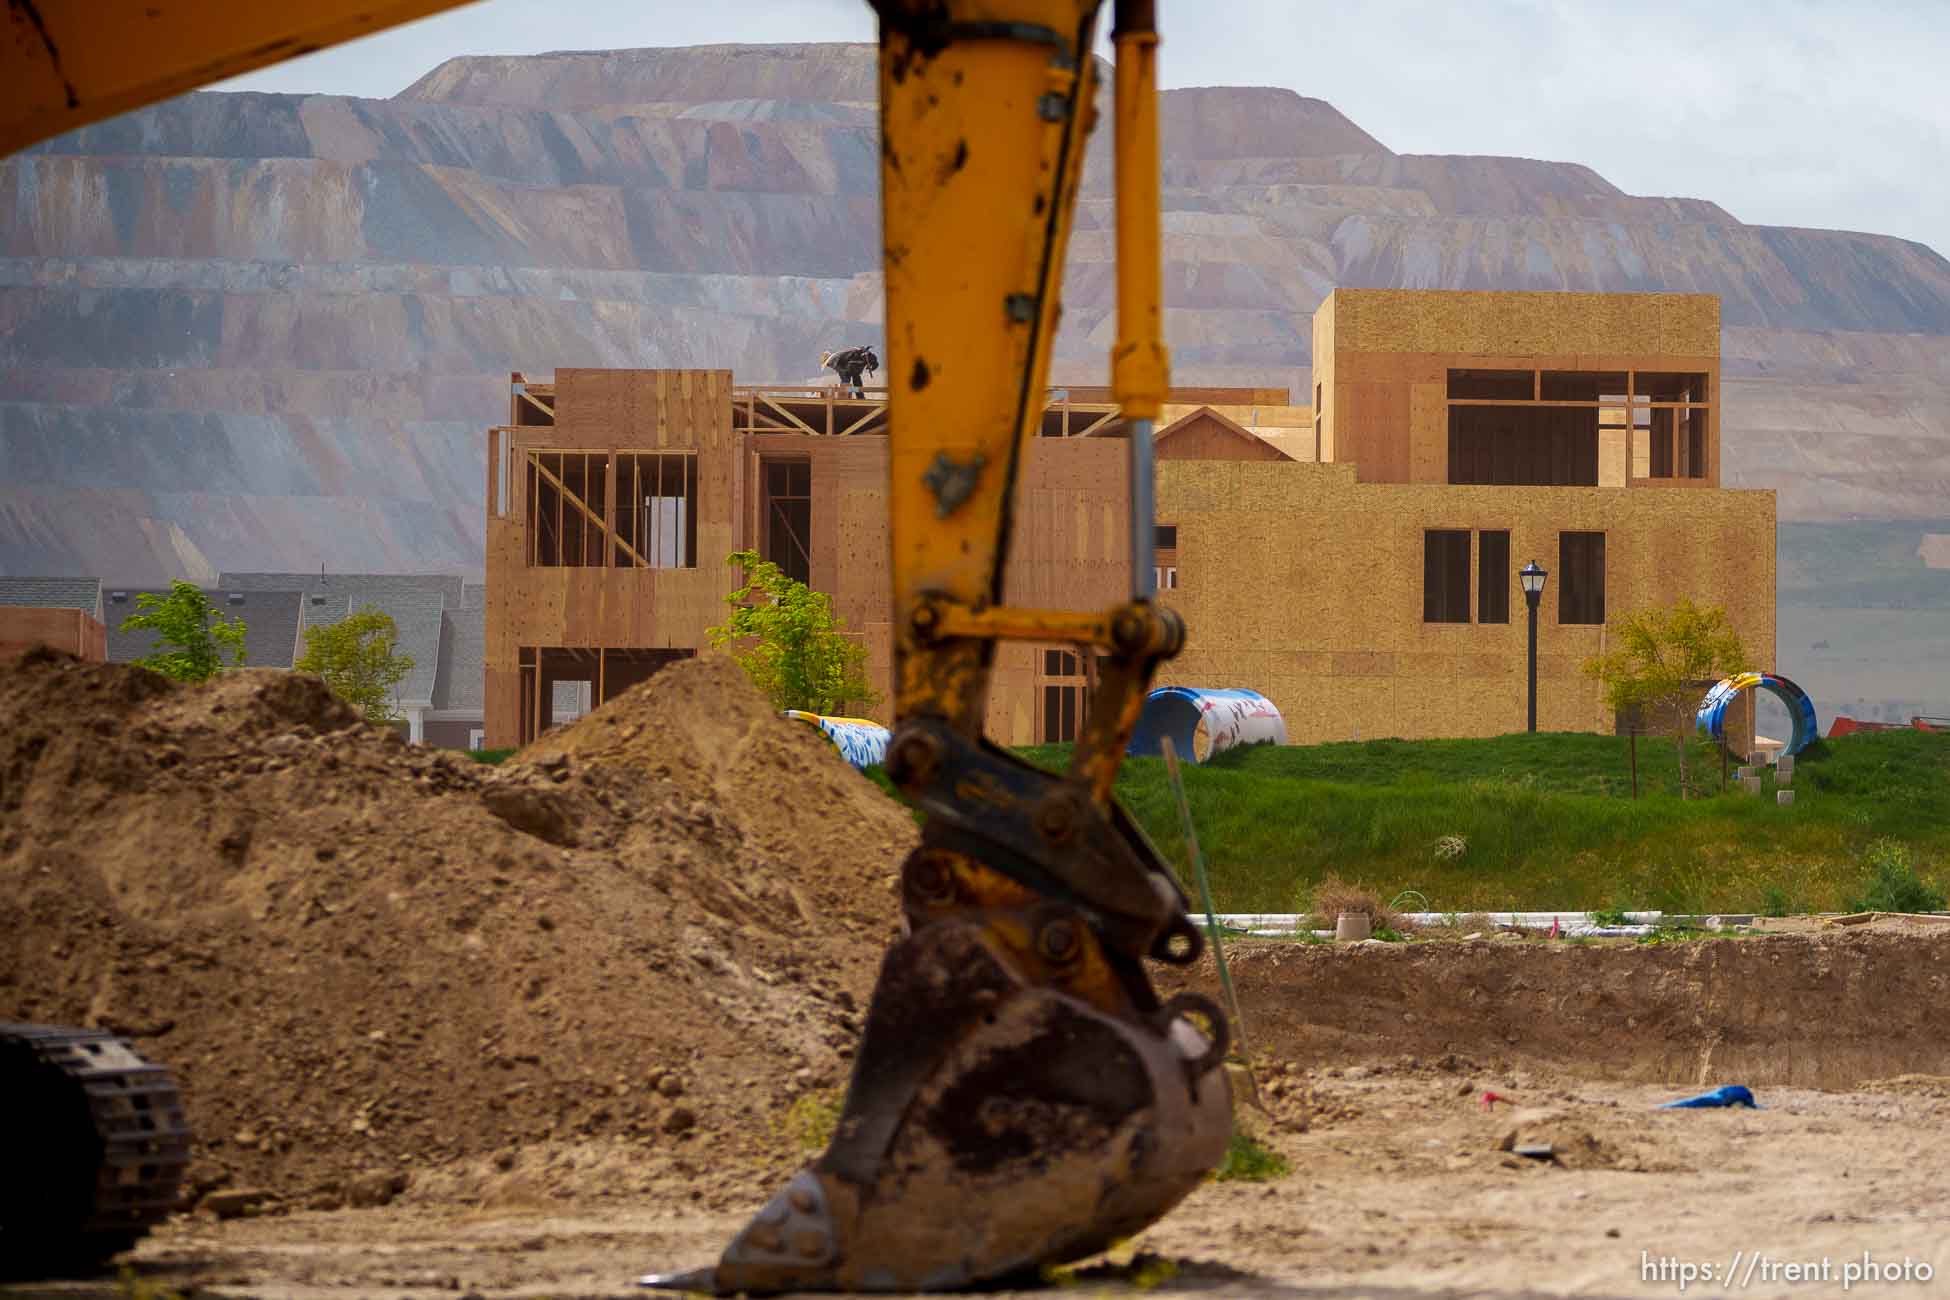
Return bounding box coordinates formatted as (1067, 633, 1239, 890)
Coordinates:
(1039, 648, 1089, 744)
(517, 647, 695, 744)
(1558, 531, 1607, 625)
(1448, 405, 1600, 486)
(524, 449, 698, 569)
(1424, 528, 1515, 624)
(759, 457, 813, 586)
(1477, 529, 1511, 624)
(1423, 529, 1471, 623)
(1154, 523, 1178, 591)
(1445, 369, 1710, 487)
(615, 452, 697, 569)
(525, 451, 610, 567)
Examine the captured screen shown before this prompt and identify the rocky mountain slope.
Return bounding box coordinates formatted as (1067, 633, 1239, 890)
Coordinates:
(3, 42, 1949, 592)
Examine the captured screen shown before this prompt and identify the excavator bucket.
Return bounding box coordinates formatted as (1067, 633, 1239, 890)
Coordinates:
(639, 884, 1231, 1294)
(642, 0, 1232, 1287)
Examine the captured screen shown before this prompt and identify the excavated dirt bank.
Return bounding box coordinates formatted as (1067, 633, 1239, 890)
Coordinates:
(8, 640, 1950, 1250)
(0, 650, 913, 1212)
(1178, 930, 1950, 1091)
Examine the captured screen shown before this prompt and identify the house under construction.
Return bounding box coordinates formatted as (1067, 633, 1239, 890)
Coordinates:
(483, 290, 1776, 751)
(483, 374, 1278, 746)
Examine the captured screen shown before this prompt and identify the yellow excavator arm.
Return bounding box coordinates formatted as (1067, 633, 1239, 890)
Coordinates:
(650, 1, 1232, 1292)
(0, 0, 479, 157)
(2, 1, 1230, 1289)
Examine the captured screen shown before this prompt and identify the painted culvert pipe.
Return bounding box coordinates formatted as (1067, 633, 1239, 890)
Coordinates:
(783, 711, 891, 770)
(1127, 687, 1287, 762)
(1696, 672, 1819, 757)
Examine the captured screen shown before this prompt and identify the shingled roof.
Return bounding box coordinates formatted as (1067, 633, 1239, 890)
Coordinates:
(0, 577, 103, 620)
(297, 589, 446, 710)
(433, 603, 484, 713)
(221, 572, 467, 607)
(104, 588, 305, 669)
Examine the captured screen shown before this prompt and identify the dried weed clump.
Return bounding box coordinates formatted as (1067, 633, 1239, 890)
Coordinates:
(1303, 873, 1411, 935)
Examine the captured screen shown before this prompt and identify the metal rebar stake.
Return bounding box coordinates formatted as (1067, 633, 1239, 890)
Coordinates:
(1160, 735, 1254, 1099)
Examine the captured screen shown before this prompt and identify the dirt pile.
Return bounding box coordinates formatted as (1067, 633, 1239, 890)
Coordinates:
(1182, 931, 1950, 1090)
(0, 650, 916, 1211)
(1488, 1106, 1688, 1172)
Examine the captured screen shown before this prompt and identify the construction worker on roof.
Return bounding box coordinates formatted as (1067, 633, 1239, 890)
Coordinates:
(820, 345, 879, 398)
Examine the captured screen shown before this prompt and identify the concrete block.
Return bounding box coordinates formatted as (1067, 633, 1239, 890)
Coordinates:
(1741, 775, 1762, 796)
(1776, 755, 1795, 779)
(1335, 912, 1372, 942)
(1777, 789, 1795, 807)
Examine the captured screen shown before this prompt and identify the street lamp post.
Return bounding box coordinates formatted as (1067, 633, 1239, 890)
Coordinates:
(1520, 561, 1548, 732)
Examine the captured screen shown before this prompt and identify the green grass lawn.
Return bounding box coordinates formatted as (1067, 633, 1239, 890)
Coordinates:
(1008, 730, 1950, 915)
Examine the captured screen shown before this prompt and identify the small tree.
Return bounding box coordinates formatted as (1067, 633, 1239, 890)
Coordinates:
(296, 606, 414, 723)
(1582, 598, 1746, 797)
(707, 549, 878, 715)
(119, 580, 247, 681)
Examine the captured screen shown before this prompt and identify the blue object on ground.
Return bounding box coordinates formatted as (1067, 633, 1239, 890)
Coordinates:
(1696, 672, 1819, 756)
(781, 711, 890, 770)
(1658, 1085, 1761, 1109)
(1127, 687, 1287, 761)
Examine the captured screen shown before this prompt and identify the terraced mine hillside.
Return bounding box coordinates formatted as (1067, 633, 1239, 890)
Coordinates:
(3, 43, 1947, 714)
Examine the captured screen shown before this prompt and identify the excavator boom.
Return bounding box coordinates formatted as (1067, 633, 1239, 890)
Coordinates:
(0, 1, 480, 158)
(645, 1, 1232, 1292)
(0, 0, 476, 1273)
(1, 2, 1227, 1289)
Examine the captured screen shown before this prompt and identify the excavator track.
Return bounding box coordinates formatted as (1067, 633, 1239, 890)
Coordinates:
(0, 1024, 192, 1274)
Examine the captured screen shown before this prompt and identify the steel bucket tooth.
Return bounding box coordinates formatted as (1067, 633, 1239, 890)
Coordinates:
(638, 919, 1230, 1294)
(636, 1267, 718, 1292)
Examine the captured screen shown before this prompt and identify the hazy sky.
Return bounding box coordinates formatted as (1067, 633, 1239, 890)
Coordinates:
(219, 0, 1950, 259)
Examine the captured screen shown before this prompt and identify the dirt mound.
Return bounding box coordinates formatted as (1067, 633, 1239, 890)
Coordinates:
(517, 655, 912, 929)
(1177, 931, 1950, 1091)
(0, 649, 916, 1211)
(1489, 1106, 1688, 1172)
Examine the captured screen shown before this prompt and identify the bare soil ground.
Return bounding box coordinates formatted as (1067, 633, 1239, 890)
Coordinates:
(55, 1064, 1950, 1300)
(26, 927, 1950, 1300)
(6, 650, 1947, 1298)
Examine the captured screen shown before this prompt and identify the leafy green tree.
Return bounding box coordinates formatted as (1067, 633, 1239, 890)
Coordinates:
(119, 580, 247, 681)
(707, 549, 879, 715)
(295, 606, 414, 722)
(1582, 598, 1747, 796)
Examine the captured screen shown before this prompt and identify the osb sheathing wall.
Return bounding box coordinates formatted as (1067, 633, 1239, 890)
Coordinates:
(1155, 412, 1292, 462)
(1153, 460, 1776, 743)
(1329, 289, 1719, 357)
(997, 436, 1132, 742)
(484, 374, 1134, 746)
(748, 431, 1132, 741)
(1316, 289, 1722, 488)
(484, 369, 737, 745)
(0, 607, 106, 661)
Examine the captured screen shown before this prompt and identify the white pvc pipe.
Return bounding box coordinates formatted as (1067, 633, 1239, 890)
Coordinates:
(1215, 911, 1665, 930)
(1236, 924, 1657, 939)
